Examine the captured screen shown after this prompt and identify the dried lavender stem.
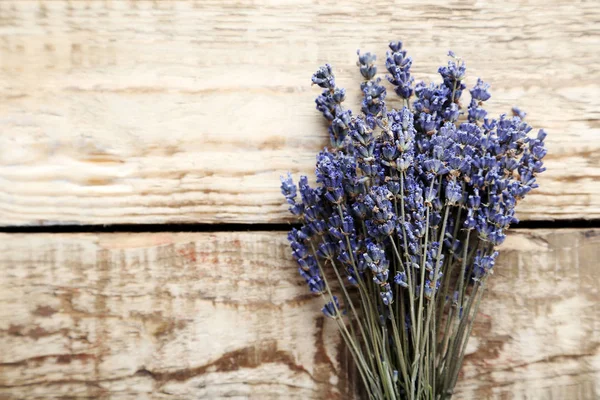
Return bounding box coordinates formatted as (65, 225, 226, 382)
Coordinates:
(315, 255, 378, 394)
(442, 268, 484, 393)
(413, 178, 435, 393)
(388, 303, 410, 391)
(336, 205, 382, 372)
(400, 172, 417, 343)
(424, 205, 450, 397)
(435, 206, 463, 342)
(438, 241, 480, 376)
(439, 229, 471, 376)
(330, 257, 376, 370)
(447, 277, 488, 393)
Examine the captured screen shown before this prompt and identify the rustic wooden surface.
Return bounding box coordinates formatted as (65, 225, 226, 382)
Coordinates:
(0, 232, 349, 400)
(0, 229, 598, 400)
(1, 0, 599, 226)
(1, 1, 598, 399)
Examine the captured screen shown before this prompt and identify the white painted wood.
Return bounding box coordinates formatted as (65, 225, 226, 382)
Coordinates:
(0, 229, 598, 399)
(0, 0, 598, 225)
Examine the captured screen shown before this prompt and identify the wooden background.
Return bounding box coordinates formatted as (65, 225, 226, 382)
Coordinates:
(0, 1, 599, 399)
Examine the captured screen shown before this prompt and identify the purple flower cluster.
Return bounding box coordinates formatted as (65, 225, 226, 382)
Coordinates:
(281, 41, 547, 397)
(285, 42, 545, 305)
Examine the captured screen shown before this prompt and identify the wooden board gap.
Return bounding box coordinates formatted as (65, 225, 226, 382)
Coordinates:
(0, 220, 599, 234)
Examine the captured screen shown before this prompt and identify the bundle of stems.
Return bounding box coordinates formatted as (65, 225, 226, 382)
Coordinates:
(281, 41, 547, 399)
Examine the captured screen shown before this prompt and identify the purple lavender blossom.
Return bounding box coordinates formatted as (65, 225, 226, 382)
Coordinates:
(357, 50, 378, 80)
(281, 43, 547, 397)
(445, 179, 462, 205)
(380, 283, 393, 305)
(322, 296, 342, 318)
(470, 78, 491, 101)
(357, 50, 387, 122)
(512, 106, 527, 120)
(315, 88, 345, 121)
(394, 272, 409, 288)
(438, 52, 466, 101)
(386, 41, 414, 99)
(312, 64, 335, 89)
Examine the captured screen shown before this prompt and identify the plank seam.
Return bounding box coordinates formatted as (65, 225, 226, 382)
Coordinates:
(0, 220, 598, 233)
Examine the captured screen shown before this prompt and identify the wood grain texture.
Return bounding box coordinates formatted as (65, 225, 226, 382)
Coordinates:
(0, 232, 352, 400)
(1, 229, 598, 399)
(0, 0, 599, 226)
(457, 229, 600, 399)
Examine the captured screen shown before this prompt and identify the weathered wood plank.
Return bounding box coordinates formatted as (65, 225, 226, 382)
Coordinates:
(0, 0, 598, 226)
(0, 232, 351, 399)
(457, 229, 600, 399)
(0, 229, 598, 399)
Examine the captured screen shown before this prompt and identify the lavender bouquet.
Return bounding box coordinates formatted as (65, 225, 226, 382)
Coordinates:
(281, 41, 547, 399)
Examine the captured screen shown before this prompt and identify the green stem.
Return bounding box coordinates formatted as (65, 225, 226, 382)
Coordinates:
(336, 204, 382, 381)
(441, 244, 490, 394)
(455, 230, 471, 321)
(399, 173, 417, 346)
(437, 306, 454, 377)
(413, 179, 435, 393)
(435, 206, 462, 332)
(394, 197, 401, 329)
(416, 205, 449, 399)
(399, 293, 409, 362)
(310, 242, 360, 344)
(447, 278, 488, 392)
(412, 204, 430, 398)
(450, 80, 457, 105)
(332, 316, 374, 399)
(438, 241, 479, 376)
(439, 229, 471, 377)
(312, 248, 373, 379)
(331, 258, 377, 374)
(388, 304, 410, 392)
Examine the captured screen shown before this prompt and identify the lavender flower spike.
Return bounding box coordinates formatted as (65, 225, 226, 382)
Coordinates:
(357, 50, 378, 80)
(322, 296, 342, 318)
(312, 64, 335, 88)
(357, 50, 387, 122)
(386, 40, 414, 99)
